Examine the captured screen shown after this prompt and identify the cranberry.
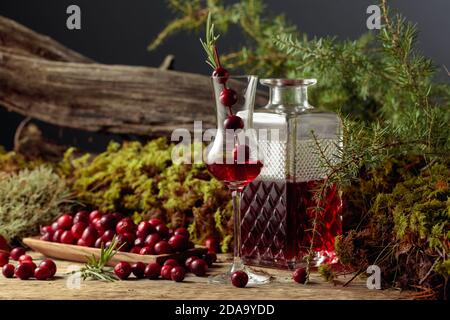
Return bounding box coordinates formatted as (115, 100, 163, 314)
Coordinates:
(168, 235, 188, 252)
(205, 237, 219, 253)
(77, 238, 88, 247)
(0, 252, 9, 267)
(171, 266, 186, 282)
(94, 237, 105, 248)
(231, 271, 248, 288)
(114, 261, 132, 280)
(145, 233, 161, 248)
(293, 267, 307, 284)
(10, 247, 26, 261)
(71, 222, 87, 239)
(89, 210, 102, 222)
(57, 214, 73, 230)
(154, 241, 172, 255)
(233, 144, 250, 162)
(52, 229, 64, 243)
(190, 259, 208, 276)
(116, 218, 136, 235)
(220, 88, 237, 106)
(131, 262, 146, 279)
(112, 212, 124, 222)
(2, 263, 15, 278)
(94, 219, 106, 236)
(212, 67, 229, 83)
(136, 221, 155, 238)
(134, 237, 146, 248)
(18, 254, 33, 264)
(0, 235, 9, 252)
(102, 230, 116, 242)
(81, 226, 98, 247)
(155, 224, 169, 238)
(73, 210, 89, 224)
(163, 259, 179, 267)
(34, 266, 52, 280)
(224, 115, 244, 130)
(22, 261, 37, 273)
(148, 218, 162, 228)
(185, 256, 199, 270)
(51, 221, 59, 231)
(174, 228, 189, 238)
(15, 263, 33, 280)
(60, 230, 75, 244)
(187, 241, 195, 249)
(40, 225, 53, 235)
(145, 263, 161, 279)
(41, 232, 53, 242)
(139, 246, 154, 255)
(39, 259, 57, 277)
(117, 232, 135, 251)
(160, 264, 173, 280)
(99, 214, 117, 231)
(202, 252, 216, 267)
(130, 246, 142, 254)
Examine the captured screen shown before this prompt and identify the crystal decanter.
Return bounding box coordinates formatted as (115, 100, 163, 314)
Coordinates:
(239, 79, 343, 269)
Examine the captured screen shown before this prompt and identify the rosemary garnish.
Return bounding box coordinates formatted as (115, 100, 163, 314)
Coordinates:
(200, 12, 221, 69)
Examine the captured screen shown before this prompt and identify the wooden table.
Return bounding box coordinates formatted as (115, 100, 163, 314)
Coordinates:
(0, 252, 409, 300)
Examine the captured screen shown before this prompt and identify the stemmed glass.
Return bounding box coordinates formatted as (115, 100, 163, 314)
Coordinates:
(205, 75, 271, 285)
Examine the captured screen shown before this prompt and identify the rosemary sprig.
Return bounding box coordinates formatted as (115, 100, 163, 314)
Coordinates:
(200, 12, 221, 69)
(77, 236, 124, 282)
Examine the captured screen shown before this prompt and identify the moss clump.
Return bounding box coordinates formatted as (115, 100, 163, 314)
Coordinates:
(0, 166, 71, 243)
(0, 147, 42, 174)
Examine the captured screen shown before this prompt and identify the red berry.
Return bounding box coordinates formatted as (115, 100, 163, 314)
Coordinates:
(73, 210, 89, 224)
(190, 259, 208, 276)
(102, 230, 116, 242)
(34, 266, 52, 280)
(130, 246, 142, 254)
(0, 235, 9, 252)
(94, 219, 106, 236)
(51, 221, 59, 231)
(21, 261, 37, 273)
(145, 263, 161, 279)
(168, 235, 188, 252)
(77, 238, 88, 246)
(10, 247, 26, 261)
(148, 218, 163, 228)
(233, 144, 251, 162)
(39, 259, 57, 277)
(131, 262, 146, 279)
(117, 232, 135, 251)
(205, 237, 219, 253)
(160, 264, 173, 280)
(99, 214, 117, 231)
(114, 261, 132, 280)
(70, 222, 87, 239)
(136, 221, 155, 238)
(231, 271, 248, 288)
(116, 218, 136, 235)
(40, 232, 53, 242)
(15, 263, 33, 280)
(18, 254, 33, 264)
(174, 228, 189, 238)
(202, 252, 216, 267)
(0, 251, 9, 267)
(155, 224, 169, 238)
(134, 237, 145, 248)
(212, 67, 229, 83)
(171, 266, 186, 282)
(293, 267, 307, 284)
(184, 256, 199, 270)
(187, 241, 195, 249)
(89, 210, 102, 222)
(52, 229, 64, 243)
(145, 233, 161, 248)
(220, 88, 237, 106)
(40, 225, 53, 235)
(81, 226, 98, 247)
(57, 214, 73, 230)
(139, 246, 153, 255)
(60, 230, 75, 244)
(224, 115, 244, 130)
(2, 263, 15, 278)
(94, 237, 106, 248)
(154, 241, 172, 255)
(163, 259, 179, 267)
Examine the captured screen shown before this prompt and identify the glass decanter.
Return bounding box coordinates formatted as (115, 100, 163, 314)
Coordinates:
(205, 75, 271, 285)
(239, 78, 343, 269)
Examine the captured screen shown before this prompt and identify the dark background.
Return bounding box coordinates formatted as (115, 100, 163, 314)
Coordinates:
(1, 0, 449, 151)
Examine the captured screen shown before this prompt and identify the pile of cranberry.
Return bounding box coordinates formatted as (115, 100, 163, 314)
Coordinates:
(40, 210, 198, 255)
(0, 247, 57, 280)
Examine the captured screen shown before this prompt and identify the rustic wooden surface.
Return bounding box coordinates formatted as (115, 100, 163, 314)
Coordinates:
(0, 251, 410, 300)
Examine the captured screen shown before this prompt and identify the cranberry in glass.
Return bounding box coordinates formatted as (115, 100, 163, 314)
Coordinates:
(116, 218, 136, 235)
(190, 259, 208, 276)
(184, 256, 199, 270)
(40, 259, 57, 277)
(18, 254, 33, 264)
(148, 218, 162, 228)
(139, 246, 153, 255)
(57, 214, 73, 230)
(73, 210, 89, 224)
(154, 241, 172, 255)
(293, 267, 307, 284)
(131, 262, 146, 279)
(160, 265, 172, 280)
(15, 263, 33, 280)
(145, 263, 161, 279)
(168, 235, 187, 252)
(71, 222, 87, 239)
(114, 261, 132, 280)
(212, 67, 229, 84)
(0, 251, 9, 267)
(155, 224, 169, 238)
(171, 266, 186, 282)
(219, 88, 237, 106)
(224, 115, 244, 130)
(34, 266, 52, 280)
(163, 259, 179, 267)
(136, 221, 155, 238)
(233, 144, 250, 162)
(2, 263, 15, 278)
(89, 210, 102, 223)
(145, 233, 161, 248)
(10, 247, 26, 261)
(174, 228, 189, 238)
(60, 230, 75, 244)
(81, 226, 98, 247)
(231, 271, 248, 288)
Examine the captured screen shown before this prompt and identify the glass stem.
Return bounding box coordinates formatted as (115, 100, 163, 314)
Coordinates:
(231, 189, 244, 272)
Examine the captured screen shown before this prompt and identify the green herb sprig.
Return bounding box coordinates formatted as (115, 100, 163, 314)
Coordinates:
(200, 12, 221, 69)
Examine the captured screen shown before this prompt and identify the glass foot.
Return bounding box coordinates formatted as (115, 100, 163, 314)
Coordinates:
(209, 260, 272, 286)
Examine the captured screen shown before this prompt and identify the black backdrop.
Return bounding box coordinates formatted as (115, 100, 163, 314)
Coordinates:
(1, 0, 449, 151)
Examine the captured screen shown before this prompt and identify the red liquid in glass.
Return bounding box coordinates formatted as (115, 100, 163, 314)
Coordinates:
(207, 161, 263, 187)
(240, 180, 342, 269)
